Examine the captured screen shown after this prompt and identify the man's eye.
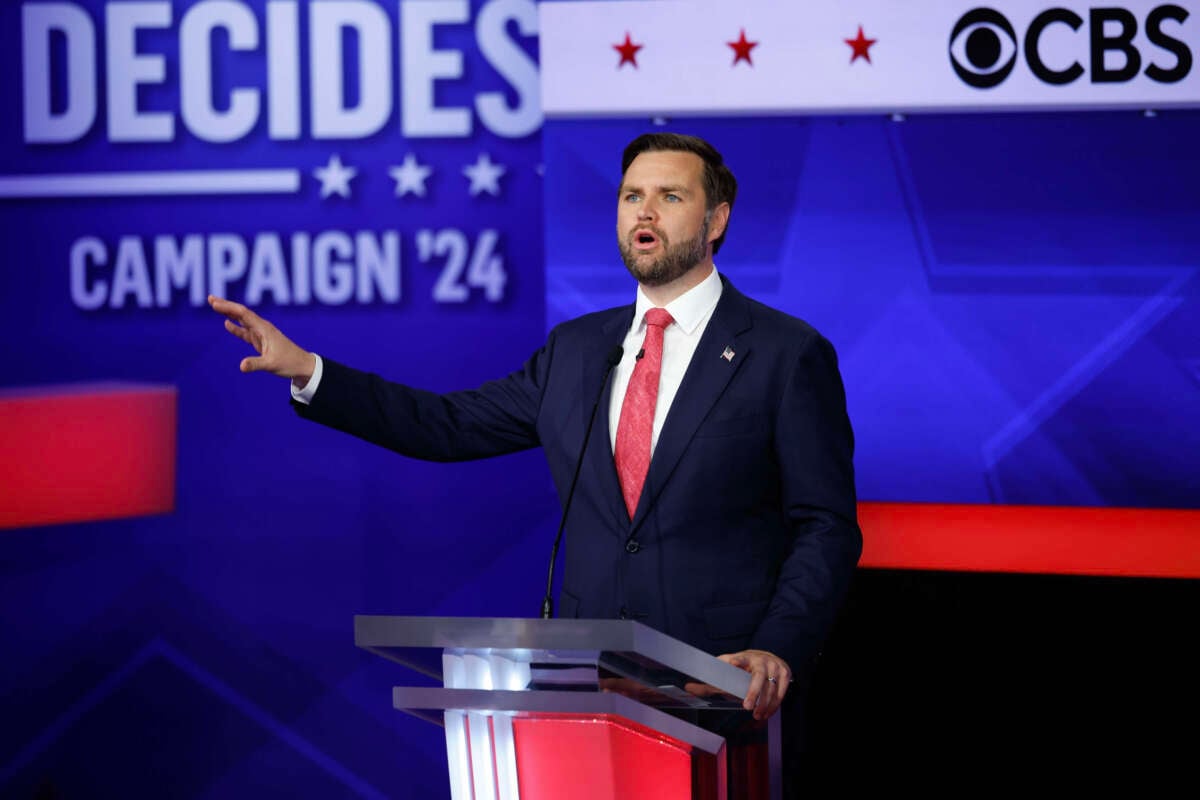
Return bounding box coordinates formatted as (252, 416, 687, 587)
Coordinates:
(624, 194, 640, 202)
(665, 194, 680, 202)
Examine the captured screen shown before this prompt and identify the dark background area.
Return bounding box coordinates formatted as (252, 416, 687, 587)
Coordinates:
(805, 568, 1198, 791)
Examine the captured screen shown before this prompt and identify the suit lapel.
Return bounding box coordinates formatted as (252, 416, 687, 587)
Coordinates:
(581, 306, 636, 534)
(630, 279, 754, 533)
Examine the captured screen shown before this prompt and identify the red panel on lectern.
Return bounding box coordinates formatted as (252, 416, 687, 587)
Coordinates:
(512, 714, 715, 800)
(0, 383, 177, 529)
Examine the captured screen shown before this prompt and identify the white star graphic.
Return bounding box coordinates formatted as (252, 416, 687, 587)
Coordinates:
(463, 153, 507, 197)
(388, 154, 433, 198)
(313, 154, 356, 199)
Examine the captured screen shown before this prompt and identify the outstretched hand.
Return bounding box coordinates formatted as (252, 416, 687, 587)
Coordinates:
(719, 648, 793, 721)
(208, 295, 315, 385)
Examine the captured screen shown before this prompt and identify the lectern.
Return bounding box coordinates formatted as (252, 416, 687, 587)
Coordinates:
(355, 616, 782, 800)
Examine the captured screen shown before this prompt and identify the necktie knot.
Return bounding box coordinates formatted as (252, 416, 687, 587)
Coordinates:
(644, 308, 673, 330)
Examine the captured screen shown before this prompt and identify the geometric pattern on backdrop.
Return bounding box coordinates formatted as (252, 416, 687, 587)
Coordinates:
(2, 2, 548, 797)
(544, 112, 1200, 509)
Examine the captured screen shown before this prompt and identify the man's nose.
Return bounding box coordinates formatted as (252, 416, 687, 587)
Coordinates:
(637, 199, 658, 220)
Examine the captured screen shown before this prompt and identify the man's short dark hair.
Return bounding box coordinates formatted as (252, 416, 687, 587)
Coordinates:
(621, 133, 738, 255)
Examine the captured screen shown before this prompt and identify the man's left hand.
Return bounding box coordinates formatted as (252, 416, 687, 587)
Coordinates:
(718, 649, 792, 720)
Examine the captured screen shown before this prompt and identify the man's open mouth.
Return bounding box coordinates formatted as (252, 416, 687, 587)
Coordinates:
(632, 228, 660, 250)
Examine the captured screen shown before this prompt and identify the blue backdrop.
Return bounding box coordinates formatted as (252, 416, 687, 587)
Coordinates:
(544, 113, 1200, 510)
(3, 1, 553, 797)
(2, 1, 1197, 797)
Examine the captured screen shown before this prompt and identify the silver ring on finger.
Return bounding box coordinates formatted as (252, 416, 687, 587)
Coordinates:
(766, 676, 778, 684)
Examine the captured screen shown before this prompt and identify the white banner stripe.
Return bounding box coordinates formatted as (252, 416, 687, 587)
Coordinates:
(540, 0, 1200, 116)
(0, 170, 301, 198)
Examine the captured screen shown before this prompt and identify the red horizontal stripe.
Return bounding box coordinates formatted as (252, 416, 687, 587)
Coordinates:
(0, 384, 176, 529)
(859, 502, 1200, 579)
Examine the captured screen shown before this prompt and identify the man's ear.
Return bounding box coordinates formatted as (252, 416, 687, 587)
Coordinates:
(707, 202, 731, 246)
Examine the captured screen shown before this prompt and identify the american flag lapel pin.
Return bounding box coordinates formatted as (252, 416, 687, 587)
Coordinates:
(721, 346, 735, 362)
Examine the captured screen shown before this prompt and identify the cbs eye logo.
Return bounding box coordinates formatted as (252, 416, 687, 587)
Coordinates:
(949, 4, 1193, 89)
(950, 8, 1019, 88)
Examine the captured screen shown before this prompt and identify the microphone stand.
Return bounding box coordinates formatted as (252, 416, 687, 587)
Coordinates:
(541, 344, 624, 619)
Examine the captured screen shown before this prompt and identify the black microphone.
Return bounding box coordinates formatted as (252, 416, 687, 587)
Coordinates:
(541, 344, 624, 619)
(635, 348, 645, 361)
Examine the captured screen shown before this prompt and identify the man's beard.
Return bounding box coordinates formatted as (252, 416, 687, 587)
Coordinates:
(618, 217, 709, 287)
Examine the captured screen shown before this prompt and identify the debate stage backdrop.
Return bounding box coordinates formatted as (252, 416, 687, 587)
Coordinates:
(2, 1, 1198, 797)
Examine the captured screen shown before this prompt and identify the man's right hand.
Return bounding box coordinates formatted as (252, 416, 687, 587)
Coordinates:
(208, 295, 315, 387)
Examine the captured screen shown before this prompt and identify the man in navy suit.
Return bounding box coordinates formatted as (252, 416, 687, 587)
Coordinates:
(210, 134, 860, 734)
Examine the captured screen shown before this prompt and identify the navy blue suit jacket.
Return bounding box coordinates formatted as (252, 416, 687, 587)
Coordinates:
(296, 276, 861, 670)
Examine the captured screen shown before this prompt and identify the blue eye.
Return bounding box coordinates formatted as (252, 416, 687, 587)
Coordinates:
(624, 193, 640, 203)
(665, 194, 680, 202)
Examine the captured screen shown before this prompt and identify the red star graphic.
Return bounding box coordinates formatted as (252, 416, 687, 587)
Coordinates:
(613, 32, 643, 69)
(845, 25, 877, 64)
(727, 28, 758, 67)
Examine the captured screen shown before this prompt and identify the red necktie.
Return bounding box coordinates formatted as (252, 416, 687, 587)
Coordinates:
(615, 308, 674, 519)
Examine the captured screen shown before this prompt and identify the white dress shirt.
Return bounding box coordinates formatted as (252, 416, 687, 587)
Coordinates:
(294, 268, 725, 460)
(291, 351, 323, 404)
(608, 268, 723, 455)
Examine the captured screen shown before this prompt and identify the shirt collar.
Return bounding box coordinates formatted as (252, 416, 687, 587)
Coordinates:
(632, 267, 723, 335)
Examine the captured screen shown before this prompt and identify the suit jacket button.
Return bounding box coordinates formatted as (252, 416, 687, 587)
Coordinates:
(624, 539, 641, 554)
